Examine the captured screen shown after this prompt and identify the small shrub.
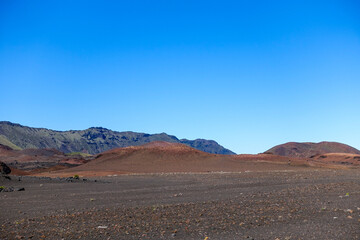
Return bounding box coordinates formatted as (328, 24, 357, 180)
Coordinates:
(73, 174, 79, 180)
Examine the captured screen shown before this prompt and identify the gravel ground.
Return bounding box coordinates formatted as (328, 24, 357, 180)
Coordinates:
(0, 169, 359, 239)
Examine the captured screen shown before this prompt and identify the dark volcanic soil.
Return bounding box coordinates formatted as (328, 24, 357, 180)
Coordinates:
(1, 169, 359, 239)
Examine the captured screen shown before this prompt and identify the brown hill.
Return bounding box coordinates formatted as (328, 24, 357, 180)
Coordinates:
(41, 141, 317, 177)
(63, 141, 219, 174)
(265, 141, 360, 158)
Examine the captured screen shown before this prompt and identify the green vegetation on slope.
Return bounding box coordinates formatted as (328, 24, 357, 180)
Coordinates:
(66, 152, 92, 157)
(0, 135, 22, 150)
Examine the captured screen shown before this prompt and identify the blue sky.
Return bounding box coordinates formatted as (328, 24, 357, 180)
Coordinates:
(1, 0, 360, 153)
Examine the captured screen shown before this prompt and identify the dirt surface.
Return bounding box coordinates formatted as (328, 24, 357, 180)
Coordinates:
(310, 153, 360, 166)
(1, 169, 359, 239)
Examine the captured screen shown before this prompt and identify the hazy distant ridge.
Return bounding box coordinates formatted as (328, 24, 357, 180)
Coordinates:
(0, 121, 235, 155)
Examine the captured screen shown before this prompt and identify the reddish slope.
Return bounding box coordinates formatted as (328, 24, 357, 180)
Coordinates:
(310, 153, 360, 166)
(43, 141, 313, 177)
(62, 141, 221, 174)
(0, 144, 13, 154)
(265, 141, 360, 158)
(0, 144, 90, 171)
(32, 141, 360, 177)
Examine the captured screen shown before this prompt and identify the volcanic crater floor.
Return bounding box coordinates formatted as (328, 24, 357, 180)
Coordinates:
(1, 169, 359, 239)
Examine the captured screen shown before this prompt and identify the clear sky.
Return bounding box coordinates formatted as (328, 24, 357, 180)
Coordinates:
(1, 0, 360, 154)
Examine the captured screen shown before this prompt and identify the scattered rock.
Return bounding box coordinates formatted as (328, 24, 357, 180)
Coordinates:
(0, 161, 11, 175)
(1, 175, 11, 180)
(65, 176, 81, 182)
(0, 186, 25, 192)
(97, 226, 108, 229)
(173, 193, 183, 197)
(0, 186, 14, 192)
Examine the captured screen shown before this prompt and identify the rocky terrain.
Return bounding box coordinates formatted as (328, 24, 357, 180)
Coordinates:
(265, 141, 360, 158)
(0, 169, 359, 239)
(1, 133, 359, 239)
(0, 121, 234, 155)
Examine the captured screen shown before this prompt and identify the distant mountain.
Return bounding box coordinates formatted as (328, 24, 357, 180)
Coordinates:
(179, 138, 234, 155)
(265, 141, 360, 158)
(0, 121, 235, 155)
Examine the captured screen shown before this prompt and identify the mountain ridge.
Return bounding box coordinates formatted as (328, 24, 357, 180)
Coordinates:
(0, 121, 235, 155)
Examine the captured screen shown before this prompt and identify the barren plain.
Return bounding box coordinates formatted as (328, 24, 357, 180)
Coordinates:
(1, 167, 359, 239)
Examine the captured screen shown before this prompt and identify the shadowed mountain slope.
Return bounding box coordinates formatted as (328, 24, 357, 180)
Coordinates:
(265, 141, 360, 158)
(0, 121, 235, 155)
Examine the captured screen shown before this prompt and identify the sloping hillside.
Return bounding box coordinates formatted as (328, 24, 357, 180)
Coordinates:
(265, 141, 360, 158)
(0, 144, 89, 170)
(310, 153, 360, 166)
(50, 141, 302, 176)
(0, 121, 235, 155)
